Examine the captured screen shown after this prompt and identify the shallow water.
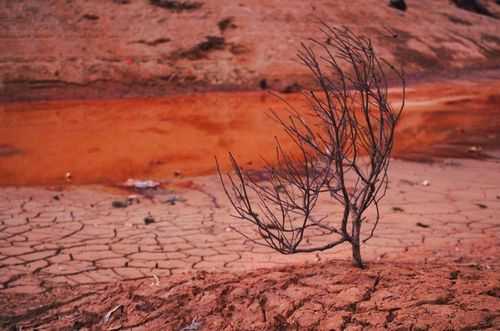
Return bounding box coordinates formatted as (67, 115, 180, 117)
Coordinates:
(1, 80, 499, 186)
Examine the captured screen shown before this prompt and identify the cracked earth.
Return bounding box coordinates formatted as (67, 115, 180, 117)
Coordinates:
(0, 156, 499, 330)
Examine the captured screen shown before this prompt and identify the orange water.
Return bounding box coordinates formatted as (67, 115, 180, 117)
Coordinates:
(1, 80, 499, 186)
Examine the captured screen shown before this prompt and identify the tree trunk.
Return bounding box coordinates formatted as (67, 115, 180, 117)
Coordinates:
(352, 240, 363, 268)
(351, 215, 364, 268)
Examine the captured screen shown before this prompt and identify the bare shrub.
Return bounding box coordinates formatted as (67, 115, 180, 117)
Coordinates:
(217, 23, 405, 268)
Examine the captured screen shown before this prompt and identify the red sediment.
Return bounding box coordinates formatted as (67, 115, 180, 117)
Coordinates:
(1, 80, 499, 186)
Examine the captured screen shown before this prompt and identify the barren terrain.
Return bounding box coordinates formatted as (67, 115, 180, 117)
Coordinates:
(1, 1, 500, 330)
(0, 155, 499, 330)
(1, 76, 500, 329)
(1, 0, 500, 101)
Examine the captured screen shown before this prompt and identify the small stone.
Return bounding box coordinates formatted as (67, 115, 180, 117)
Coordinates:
(144, 213, 155, 225)
(389, 0, 407, 11)
(127, 195, 140, 204)
(164, 195, 186, 205)
(468, 145, 482, 153)
(165, 197, 176, 205)
(82, 14, 99, 21)
(259, 79, 268, 90)
(282, 82, 302, 94)
(112, 200, 128, 208)
(416, 222, 430, 228)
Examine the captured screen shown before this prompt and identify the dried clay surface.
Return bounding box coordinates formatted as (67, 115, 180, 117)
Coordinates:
(0, 157, 499, 330)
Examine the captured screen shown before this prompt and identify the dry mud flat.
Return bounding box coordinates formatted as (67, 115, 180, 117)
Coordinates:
(0, 156, 499, 330)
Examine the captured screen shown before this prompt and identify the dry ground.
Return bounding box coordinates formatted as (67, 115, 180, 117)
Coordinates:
(1, 2, 500, 329)
(0, 114, 499, 330)
(1, 0, 500, 101)
(1, 250, 499, 330)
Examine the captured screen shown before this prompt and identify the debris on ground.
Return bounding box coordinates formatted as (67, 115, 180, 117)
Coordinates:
(0, 144, 21, 157)
(468, 145, 482, 153)
(399, 179, 416, 186)
(123, 179, 160, 189)
(176, 36, 226, 60)
(180, 318, 202, 331)
(389, 0, 407, 11)
(259, 78, 268, 90)
(163, 195, 186, 205)
(82, 14, 99, 21)
(421, 180, 430, 186)
(416, 222, 430, 228)
(443, 159, 461, 167)
(281, 82, 302, 93)
(144, 213, 155, 225)
(218, 17, 236, 32)
(102, 304, 123, 323)
(149, 0, 203, 12)
(112, 200, 128, 208)
(127, 195, 140, 204)
(151, 274, 160, 286)
(131, 188, 177, 201)
(377, 253, 388, 262)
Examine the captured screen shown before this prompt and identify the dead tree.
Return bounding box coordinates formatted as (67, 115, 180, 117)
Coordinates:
(217, 24, 405, 268)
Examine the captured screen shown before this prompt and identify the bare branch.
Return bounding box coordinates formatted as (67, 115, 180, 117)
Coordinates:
(217, 22, 405, 267)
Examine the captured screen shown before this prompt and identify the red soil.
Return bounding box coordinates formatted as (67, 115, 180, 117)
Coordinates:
(2, 0, 500, 102)
(1, 239, 499, 330)
(1, 2, 500, 330)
